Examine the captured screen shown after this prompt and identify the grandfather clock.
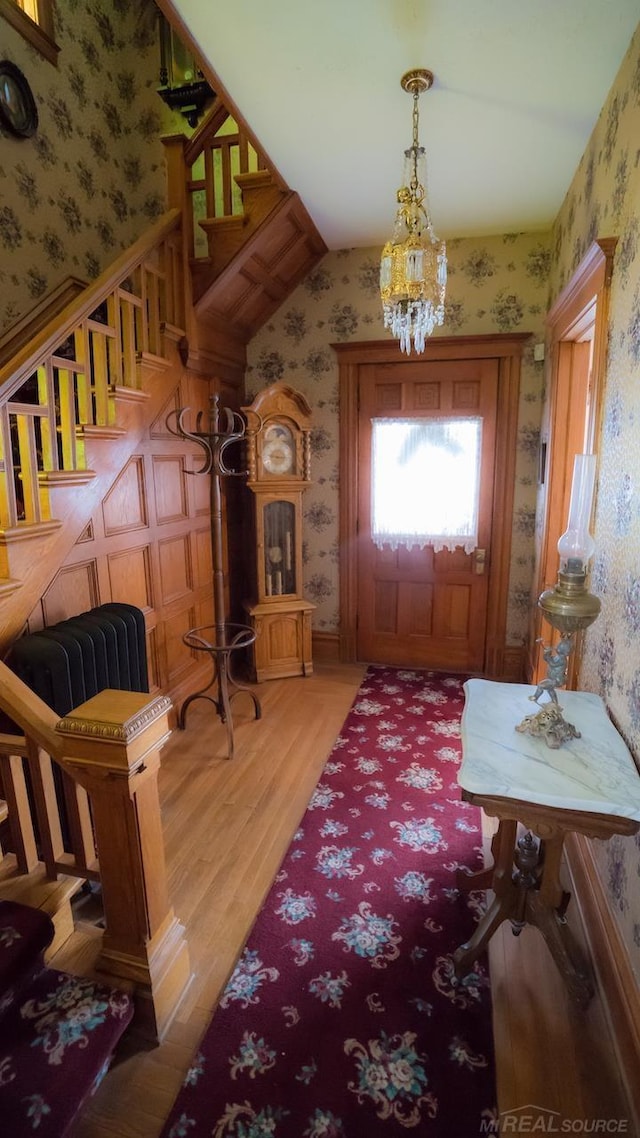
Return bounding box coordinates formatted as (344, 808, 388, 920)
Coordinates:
(242, 383, 315, 681)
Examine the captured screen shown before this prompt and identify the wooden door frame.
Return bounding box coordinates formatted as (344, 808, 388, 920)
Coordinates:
(334, 334, 528, 678)
(531, 238, 616, 683)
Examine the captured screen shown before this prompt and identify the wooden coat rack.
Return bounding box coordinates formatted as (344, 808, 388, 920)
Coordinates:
(168, 394, 261, 758)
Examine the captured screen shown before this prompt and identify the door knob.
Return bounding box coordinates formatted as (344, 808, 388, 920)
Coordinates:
(474, 548, 486, 575)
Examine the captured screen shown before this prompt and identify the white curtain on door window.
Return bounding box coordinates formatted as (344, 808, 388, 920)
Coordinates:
(371, 417, 482, 553)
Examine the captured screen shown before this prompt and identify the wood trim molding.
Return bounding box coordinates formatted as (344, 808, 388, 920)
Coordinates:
(0, 0, 59, 65)
(530, 238, 617, 684)
(500, 645, 526, 682)
(565, 831, 640, 1130)
(547, 238, 617, 328)
(312, 630, 340, 664)
(334, 334, 529, 673)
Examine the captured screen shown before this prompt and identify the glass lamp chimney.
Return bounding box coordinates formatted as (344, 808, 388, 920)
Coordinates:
(557, 453, 596, 571)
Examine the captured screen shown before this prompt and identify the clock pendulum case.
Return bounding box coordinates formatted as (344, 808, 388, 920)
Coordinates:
(242, 383, 316, 681)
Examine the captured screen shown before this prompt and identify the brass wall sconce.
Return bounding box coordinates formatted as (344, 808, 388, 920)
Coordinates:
(518, 454, 601, 748)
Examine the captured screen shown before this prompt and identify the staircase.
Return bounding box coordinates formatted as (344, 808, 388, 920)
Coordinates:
(0, 898, 134, 1136)
(0, 80, 326, 1118)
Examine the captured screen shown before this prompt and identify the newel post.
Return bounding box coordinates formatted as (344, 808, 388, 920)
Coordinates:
(55, 689, 192, 1043)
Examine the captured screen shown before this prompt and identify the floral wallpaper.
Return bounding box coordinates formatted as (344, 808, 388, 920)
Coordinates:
(548, 23, 640, 979)
(246, 233, 551, 641)
(3, 0, 637, 991)
(0, 0, 182, 337)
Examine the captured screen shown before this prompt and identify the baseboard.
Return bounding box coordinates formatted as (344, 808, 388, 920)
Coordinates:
(485, 643, 526, 681)
(500, 645, 525, 681)
(312, 631, 340, 663)
(565, 831, 640, 1129)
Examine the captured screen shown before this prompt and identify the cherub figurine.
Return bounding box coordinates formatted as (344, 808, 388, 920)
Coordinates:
(529, 638, 572, 706)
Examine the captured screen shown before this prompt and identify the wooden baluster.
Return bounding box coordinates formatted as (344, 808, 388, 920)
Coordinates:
(36, 361, 57, 472)
(60, 771, 97, 877)
(146, 265, 161, 356)
(56, 365, 80, 469)
(15, 410, 40, 523)
(0, 742, 38, 873)
(238, 130, 249, 176)
(139, 265, 150, 357)
(26, 738, 65, 878)
(205, 145, 216, 218)
(89, 326, 110, 425)
(0, 404, 17, 527)
(107, 292, 123, 388)
(120, 295, 138, 388)
(56, 689, 191, 1042)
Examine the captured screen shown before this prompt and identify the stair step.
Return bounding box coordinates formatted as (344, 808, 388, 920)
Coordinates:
(0, 520, 63, 547)
(38, 469, 96, 488)
(76, 423, 127, 440)
(0, 858, 84, 958)
(0, 578, 22, 598)
(0, 964, 134, 1137)
(0, 898, 54, 995)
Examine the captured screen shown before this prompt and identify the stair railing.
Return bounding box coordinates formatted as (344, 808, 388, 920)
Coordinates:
(163, 95, 286, 290)
(0, 209, 184, 532)
(0, 661, 190, 1041)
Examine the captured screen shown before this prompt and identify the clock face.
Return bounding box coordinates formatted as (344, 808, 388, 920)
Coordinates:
(262, 423, 295, 476)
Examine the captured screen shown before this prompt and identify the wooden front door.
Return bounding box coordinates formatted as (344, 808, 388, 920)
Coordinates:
(356, 358, 499, 672)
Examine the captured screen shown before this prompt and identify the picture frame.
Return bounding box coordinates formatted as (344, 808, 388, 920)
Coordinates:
(0, 60, 38, 138)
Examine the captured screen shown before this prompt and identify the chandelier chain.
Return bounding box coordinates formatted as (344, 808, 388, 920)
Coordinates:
(411, 89, 420, 194)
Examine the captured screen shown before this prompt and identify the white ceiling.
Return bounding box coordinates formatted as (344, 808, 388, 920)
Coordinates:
(170, 0, 639, 250)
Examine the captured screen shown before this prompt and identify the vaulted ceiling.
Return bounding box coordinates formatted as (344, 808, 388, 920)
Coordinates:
(168, 1, 639, 250)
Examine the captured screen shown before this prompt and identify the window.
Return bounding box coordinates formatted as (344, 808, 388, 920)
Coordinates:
(0, 0, 59, 65)
(371, 416, 482, 553)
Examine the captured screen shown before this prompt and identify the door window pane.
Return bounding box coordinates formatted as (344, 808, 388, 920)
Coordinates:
(371, 417, 482, 552)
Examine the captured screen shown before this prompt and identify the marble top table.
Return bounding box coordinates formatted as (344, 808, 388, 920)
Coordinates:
(453, 679, 640, 1005)
(458, 679, 640, 821)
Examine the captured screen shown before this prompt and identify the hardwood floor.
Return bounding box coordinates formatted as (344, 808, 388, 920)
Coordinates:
(55, 663, 632, 1137)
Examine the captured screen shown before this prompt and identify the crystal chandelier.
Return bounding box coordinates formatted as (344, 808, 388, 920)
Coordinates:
(380, 69, 447, 354)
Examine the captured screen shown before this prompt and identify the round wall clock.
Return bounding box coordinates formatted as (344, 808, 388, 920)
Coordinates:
(0, 61, 38, 139)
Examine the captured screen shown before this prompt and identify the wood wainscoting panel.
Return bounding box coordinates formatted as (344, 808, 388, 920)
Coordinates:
(153, 456, 189, 525)
(190, 462, 211, 517)
(150, 389, 181, 440)
(107, 545, 153, 612)
(146, 625, 160, 692)
(163, 605, 198, 685)
(42, 560, 100, 627)
(158, 535, 194, 606)
(194, 528, 213, 589)
(102, 456, 148, 536)
(28, 367, 230, 706)
(566, 832, 640, 1130)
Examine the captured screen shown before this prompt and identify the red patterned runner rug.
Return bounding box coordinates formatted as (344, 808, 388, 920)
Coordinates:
(161, 666, 497, 1137)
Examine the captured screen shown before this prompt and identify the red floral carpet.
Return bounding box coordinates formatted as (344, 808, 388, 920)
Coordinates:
(162, 667, 496, 1138)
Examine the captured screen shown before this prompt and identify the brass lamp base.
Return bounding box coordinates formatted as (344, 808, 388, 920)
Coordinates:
(517, 558, 601, 749)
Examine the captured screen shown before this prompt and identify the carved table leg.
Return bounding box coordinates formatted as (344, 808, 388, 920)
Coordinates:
(516, 831, 594, 1007)
(456, 818, 517, 894)
(453, 885, 519, 978)
(509, 830, 541, 936)
(453, 818, 519, 979)
(526, 890, 594, 1007)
